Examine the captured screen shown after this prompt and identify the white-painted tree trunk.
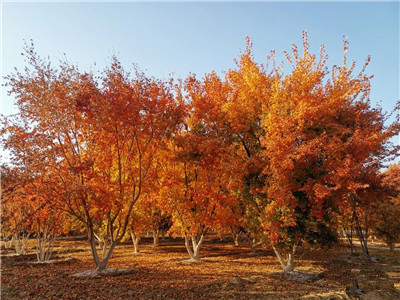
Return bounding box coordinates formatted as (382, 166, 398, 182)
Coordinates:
(369, 235, 376, 244)
(13, 232, 30, 255)
(153, 229, 160, 246)
(92, 233, 110, 260)
(14, 234, 22, 255)
(184, 234, 204, 260)
(36, 235, 55, 262)
(272, 245, 298, 273)
(102, 240, 107, 260)
(5, 237, 13, 249)
(94, 233, 104, 250)
(3, 234, 13, 249)
(131, 232, 140, 254)
(232, 232, 240, 247)
(249, 238, 257, 254)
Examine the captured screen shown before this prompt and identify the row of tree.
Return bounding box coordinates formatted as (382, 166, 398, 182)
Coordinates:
(2, 33, 399, 272)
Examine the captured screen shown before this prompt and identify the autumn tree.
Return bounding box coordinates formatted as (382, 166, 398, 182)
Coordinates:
(259, 32, 399, 271)
(0, 162, 67, 262)
(0, 165, 34, 254)
(157, 76, 237, 261)
(2, 118, 74, 262)
(30, 176, 66, 262)
(146, 204, 171, 247)
(126, 194, 160, 253)
(172, 57, 271, 253)
(1, 118, 56, 259)
(371, 163, 400, 250)
(3, 44, 183, 271)
(222, 41, 273, 252)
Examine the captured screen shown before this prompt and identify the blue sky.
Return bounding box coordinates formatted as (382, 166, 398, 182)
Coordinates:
(1, 2, 399, 127)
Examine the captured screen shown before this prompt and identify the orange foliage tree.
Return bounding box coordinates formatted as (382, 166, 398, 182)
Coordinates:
(29, 173, 67, 262)
(1, 119, 68, 261)
(222, 42, 272, 252)
(0, 163, 66, 261)
(125, 193, 171, 253)
(1, 165, 34, 254)
(157, 76, 237, 260)
(259, 32, 399, 271)
(371, 163, 400, 250)
(125, 196, 153, 254)
(3, 44, 183, 271)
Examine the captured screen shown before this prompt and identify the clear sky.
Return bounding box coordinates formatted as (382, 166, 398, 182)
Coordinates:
(1, 2, 399, 133)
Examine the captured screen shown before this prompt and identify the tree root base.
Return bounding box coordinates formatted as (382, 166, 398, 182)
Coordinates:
(177, 258, 203, 264)
(31, 257, 78, 265)
(72, 268, 135, 278)
(282, 271, 321, 283)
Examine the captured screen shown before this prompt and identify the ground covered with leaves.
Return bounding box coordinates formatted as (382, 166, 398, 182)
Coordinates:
(1, 237, 400, 299)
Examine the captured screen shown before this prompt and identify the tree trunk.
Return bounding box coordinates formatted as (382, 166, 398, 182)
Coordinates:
(387, 242, 395, 251)
(13, 232, 30, 255)
(250, 238, 257, 254)
(343, 226, 354, 255)
(354, 214, 369, 257)
(5, 238, 13, 249)
(131, 232, 140, 254)
(232, 232, 240, 247)
(96, 259, 108, 271)
(88, 228, 101, 267)
(184, 234, 204, 260)
(153, 229, 160, 246)
(87, 226, 121, 271)
(3, 234, 13, 249)
(101, 235, 109, 261)
(95, 241, 117, 271)
(161, 229, 166, 240)
(244, 233, 257, 254)
(272, 245, 297, 273)
(94, 233, 104, 250)
(36, 235, 55, 262)
(370, 235, 376, 244)
(13, 233, 21, 254)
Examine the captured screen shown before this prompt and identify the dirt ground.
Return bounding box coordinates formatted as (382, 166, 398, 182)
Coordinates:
(1, 236, 400, 299)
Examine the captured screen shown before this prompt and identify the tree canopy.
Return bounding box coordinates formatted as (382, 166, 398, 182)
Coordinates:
(2, 33, 399, 272)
